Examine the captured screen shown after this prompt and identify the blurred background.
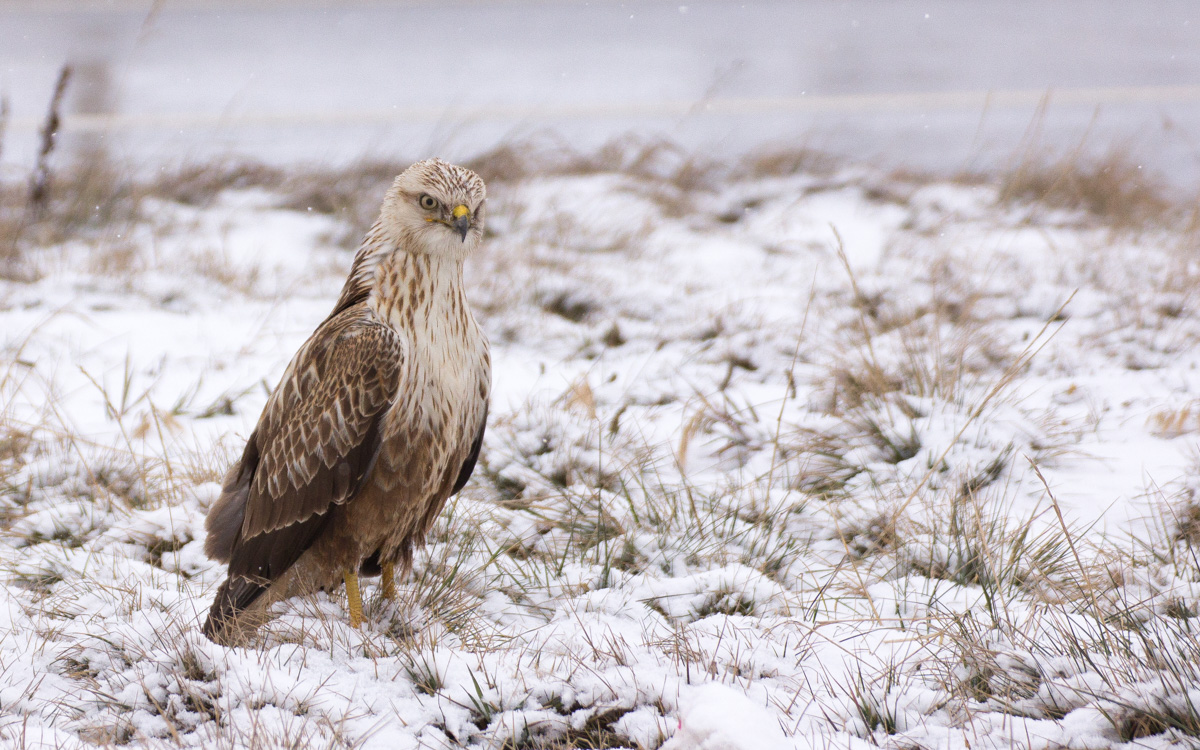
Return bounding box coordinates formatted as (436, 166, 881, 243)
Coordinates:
(1, 0, 1198, 189)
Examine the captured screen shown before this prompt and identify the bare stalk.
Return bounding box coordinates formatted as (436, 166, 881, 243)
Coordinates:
(27, 65, 73, 221)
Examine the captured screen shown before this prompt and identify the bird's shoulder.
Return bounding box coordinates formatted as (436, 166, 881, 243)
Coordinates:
(268, 307, 403, 412)
(247, 306, 404, 507)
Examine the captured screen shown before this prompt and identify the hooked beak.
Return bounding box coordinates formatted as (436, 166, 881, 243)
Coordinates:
(451, 204, 471, 242)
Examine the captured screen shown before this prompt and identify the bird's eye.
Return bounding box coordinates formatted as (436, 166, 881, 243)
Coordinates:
(418, 194, 439, 210)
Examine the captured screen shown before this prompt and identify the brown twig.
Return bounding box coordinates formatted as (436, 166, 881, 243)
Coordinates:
(27, 65, 73, 220)
(0, 94, 10, 166)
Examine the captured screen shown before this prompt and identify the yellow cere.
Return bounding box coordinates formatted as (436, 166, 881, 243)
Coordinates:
(452, 204, 470, 219)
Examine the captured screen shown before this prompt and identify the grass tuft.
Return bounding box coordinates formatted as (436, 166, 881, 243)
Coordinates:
(998, 148, 1178, 230)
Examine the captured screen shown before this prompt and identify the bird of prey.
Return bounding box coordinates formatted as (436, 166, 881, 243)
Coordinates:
(202, 159, 491, 645)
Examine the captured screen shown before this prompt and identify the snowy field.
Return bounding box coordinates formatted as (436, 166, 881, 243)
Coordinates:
(2, 144, 1200, 748)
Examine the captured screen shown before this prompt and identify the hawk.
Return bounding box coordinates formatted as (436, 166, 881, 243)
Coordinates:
(202, 159, 491, 645)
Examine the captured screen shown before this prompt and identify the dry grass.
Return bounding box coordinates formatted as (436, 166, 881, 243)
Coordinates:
(1148, 405, 1200, 439)
(0, 136, 721, 276)
(1, 156, 142, 275)
(997, 147, 1181, 230)
(3, 129, 1194, 282)
(465, 134, 718, 189)
(736, 145, 842, 179)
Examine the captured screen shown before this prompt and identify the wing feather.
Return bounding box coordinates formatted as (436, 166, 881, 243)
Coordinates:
(206, 310, 402, 589)
(451, 405, 487, 496)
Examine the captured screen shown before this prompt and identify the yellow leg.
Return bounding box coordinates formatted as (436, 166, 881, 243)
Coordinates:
(381, 563, 397, 601)
(343, 570, 364, 628)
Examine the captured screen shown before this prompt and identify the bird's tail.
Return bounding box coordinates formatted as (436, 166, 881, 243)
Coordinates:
(203, 576, 268, 646)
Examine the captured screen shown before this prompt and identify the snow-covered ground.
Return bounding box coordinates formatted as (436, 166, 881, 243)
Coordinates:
(2, 154, 1200, 748)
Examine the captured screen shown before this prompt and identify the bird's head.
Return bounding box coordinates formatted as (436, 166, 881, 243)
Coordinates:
(379, 158, 487, 260)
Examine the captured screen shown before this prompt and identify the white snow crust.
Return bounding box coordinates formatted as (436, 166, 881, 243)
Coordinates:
(2, 163, 1200, 749)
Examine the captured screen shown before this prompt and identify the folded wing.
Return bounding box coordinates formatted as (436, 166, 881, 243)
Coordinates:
(204, 311, 402, 635)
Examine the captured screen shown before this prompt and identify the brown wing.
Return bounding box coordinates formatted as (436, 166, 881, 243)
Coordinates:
(243, 319, 402, 538)
(451, 404, 487, 496)
(204, 309, 402, 625)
